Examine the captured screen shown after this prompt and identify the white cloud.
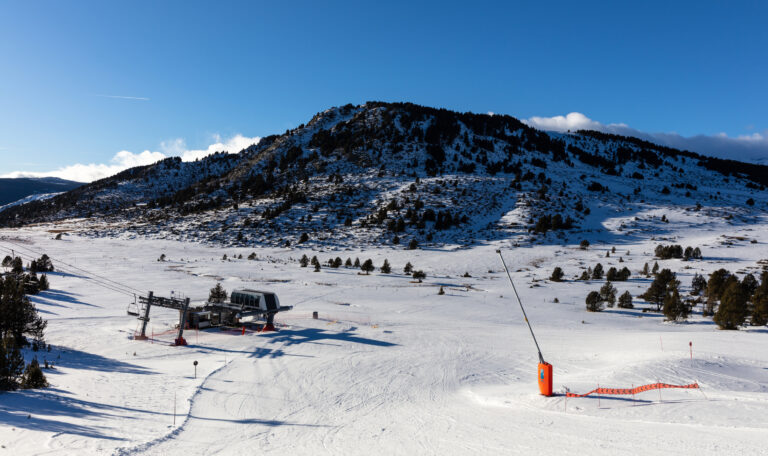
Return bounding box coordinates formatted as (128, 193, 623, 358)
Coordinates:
(523, 113, 768, 164)
(1, 134, 261, 182)
(161, 134, 262, 162)
(524, 112, 629, 133)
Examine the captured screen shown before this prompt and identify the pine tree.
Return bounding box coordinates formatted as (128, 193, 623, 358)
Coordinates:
(599, 281, 617, 307)
(714, 280, 748, 329)
(438, 286, 445, 295)
(617, 267, 631, 281)
(209, 283, 227, 303)
(641, 269, 678, 311)
(651, 261, 659, 275)
(642, 263, 649, 276)
(38, 274, 49, 291)
(618, 291, 633, 309)
(34, 254, 54, 272)
(741, 273, 758, 296)
(21, 358, 48, 389)
(585, 291, 603, 312)
(24, 272, 40, 295)
(1, 256, 12, 268)
(361, 259, 374, 275)
(354, 258, 361, 268)
(299, 254, 309, 267)
(550, 267, 564, 282)
(578, 270, 589, 281)
(408, 239, 419, 250)
(606, 267, 618, 281)
(706, 269, 731, 301)
(1, 275, 46, 345)
(591, 263, 604, 280)
(691, 273, 707, 295)
(314, 262, 321, 272)
(412, 270, 426, 282)
(751, 285, 768, 326)
(311, 256, 320, 267)
(333, 257, 343, 268)
(299, 233, 309, 243)
(380, 259, 391, 274)
(404, 262, 413, 274)
(750, 271, 768, 326)
(11, 257, 22, 274)
(579, 240, 590, 250)
(345, 258, 353, 267)
(663, 283, 688, 321)
(0, 335, 24, 391)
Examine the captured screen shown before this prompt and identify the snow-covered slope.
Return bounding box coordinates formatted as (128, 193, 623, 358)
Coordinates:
(0, 177, 82, 206)
(0, 213, 766, 455)
(0, 192, 63, 213)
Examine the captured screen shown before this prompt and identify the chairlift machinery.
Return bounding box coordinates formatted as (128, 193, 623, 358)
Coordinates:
(133, 289, 292, 345)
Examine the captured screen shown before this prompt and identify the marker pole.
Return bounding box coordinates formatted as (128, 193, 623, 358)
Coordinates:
(689, 341, 693, 367)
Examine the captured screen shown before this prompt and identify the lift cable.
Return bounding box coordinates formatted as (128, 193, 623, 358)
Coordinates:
(0, 239, 146, 295)
(0, 244, 137, 298)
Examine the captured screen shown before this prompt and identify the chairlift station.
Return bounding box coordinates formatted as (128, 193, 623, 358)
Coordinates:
(131, 289, 292, 345)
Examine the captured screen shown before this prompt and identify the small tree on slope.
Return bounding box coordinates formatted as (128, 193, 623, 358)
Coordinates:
(641, 269, 678, 311)
(361, 259, 374, 275)
(617, 291, 633, 309)
(599, 282, 617, 307)
(209, 283, 227, 303)
(585, 291, 603, 312)
(750, 272, 768, 326)
(714, 281, 748, 330)
(663, 283, 688, 321)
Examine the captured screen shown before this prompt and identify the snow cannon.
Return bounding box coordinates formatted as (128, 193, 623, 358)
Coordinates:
(538, 362, 553, 397)
(497, 249, 554, 397)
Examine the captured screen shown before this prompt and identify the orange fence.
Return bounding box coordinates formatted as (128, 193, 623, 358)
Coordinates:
(566, 382, 699, 398)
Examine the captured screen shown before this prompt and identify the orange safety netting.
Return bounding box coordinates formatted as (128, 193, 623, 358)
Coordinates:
(565, 382, 699, 398)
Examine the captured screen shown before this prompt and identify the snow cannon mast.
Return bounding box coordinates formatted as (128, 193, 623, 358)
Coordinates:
(496, 249, 553, 397)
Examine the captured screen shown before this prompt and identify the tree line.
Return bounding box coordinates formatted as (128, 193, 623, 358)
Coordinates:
(299, 255, 427, 282)
(0, 255, 50, 390)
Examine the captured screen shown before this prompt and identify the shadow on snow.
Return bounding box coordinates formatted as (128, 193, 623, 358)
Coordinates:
(46, 347, 155, 375)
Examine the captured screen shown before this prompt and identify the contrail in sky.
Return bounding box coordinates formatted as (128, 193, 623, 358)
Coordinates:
(95, 94, 150, 101)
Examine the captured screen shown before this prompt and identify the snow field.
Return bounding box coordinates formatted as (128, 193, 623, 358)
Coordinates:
(0, 215, 766, 455)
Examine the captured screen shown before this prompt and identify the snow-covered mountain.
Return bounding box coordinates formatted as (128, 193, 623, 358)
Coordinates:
(1, 102, 766, 247)
(0, 177, 83, 206)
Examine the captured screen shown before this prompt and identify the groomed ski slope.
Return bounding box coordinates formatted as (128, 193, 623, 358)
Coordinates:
(1, 209, 767, 455)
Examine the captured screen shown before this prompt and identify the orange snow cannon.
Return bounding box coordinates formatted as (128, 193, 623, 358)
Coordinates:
(538, 362, 553, 396)
(497, 249, 555, 398)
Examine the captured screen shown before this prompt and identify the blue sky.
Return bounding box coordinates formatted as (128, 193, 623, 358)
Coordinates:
(1, 1, 767, 181)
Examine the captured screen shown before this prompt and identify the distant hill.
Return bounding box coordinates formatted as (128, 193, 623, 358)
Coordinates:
(1, 102, 766, 248)
(0, 177, 83, 206)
